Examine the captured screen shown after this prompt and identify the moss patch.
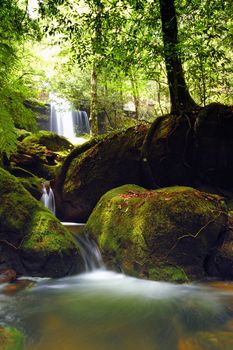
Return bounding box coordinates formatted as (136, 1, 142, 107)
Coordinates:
(0, 168, 83, 277)
(83, 184, 227, 282)
(0, 326, 25, 350)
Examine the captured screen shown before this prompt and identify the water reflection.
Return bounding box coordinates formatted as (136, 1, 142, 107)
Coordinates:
(1, 271, 233, 350)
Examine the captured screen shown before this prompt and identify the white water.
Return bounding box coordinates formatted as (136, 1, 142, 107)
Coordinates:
(40, 183, 56, 215)
(74, 234, 105, 271)
(50, 97, 90, 140)
(0, 270, 233, 350)
(50, 101, 75, 139)
(2, 204, 233, 349)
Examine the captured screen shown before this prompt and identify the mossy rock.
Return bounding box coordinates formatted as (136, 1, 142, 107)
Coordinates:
(10, 131, 72, 180)
(8, 167, 43, 200)
(0, 326, 25, 350)
(55, 125, 149, 222)
(83, 185, 227, 282)
(16, 129, 31, 142)
(0, 168, 83, 277)
(22, 130, 73, 152)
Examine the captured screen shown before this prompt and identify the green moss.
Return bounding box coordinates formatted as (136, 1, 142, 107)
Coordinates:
(0, 168, 82, 277)
(0, 169, 39, 236)
(148, 264, 189, 283)
(84, 184, 227, 281)
(23, 210, 75, 253)
(0, 326, 25, 350)
(22, 130, 73, 152)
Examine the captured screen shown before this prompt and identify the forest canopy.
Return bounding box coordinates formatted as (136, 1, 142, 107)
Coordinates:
(0, 0, 232, 151)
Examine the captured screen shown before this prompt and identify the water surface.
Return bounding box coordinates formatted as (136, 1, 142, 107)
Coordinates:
(1, 270, 233, 350)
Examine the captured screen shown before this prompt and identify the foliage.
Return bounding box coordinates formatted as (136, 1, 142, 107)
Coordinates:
(179, 0, 233, 105)
(0, 0, 40, 157)
(38, 0, 232, 117)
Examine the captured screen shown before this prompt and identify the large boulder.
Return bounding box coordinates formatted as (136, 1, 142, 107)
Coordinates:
(194, 103, 233, 187)
(147, 103, 233, 188)
(54, 104, 233, 222)
(82, 185, 228, 282)
(54, 125, 149, 222)
(146, 113, 195, 187)
(0, 168, 83, 277)
(10, 130, 73, 180)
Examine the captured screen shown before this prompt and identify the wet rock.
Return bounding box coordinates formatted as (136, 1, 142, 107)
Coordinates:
(54, 125, 149, 222)
(3, 279, 35, 295)
(10, 130, 73, 180)
(0, 168, 84, 278)
(0, 269, 16, 283)
(55, 104, 233, 222)
(82, 185, 228, 282)
(0, 326, 25, 350)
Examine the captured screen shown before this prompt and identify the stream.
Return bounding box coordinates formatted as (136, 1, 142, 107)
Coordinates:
(1, 269, 233, 349)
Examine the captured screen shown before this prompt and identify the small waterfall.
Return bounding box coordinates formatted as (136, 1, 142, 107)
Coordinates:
(74, 233, 105, 271)
(40, 183, 56, 215)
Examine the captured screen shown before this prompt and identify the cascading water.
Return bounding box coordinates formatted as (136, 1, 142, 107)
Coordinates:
(50, 101, 76, 139)
(74, 233, 105, 271)
(2, 208, 233, 349)
(40, 183, 56, 215)
(50, 97, 90, 139)
(72, 110, 90, 136)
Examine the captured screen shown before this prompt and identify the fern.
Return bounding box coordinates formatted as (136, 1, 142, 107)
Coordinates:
(0, 108, 17, 157)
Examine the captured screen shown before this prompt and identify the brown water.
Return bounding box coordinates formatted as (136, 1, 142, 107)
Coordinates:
(1, 270, 233, 350)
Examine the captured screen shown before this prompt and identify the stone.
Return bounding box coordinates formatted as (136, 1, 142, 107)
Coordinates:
(54, 125, 149, 222)
(0, 168, 84, 278)
(82, 184, 228, 282)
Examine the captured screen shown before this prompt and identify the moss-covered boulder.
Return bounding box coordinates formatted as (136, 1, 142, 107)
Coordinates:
(8, 167, 43, 200)
(0, 168, 83, 277)
(55, 125, 149, 222)
(10, 131, 73, 180)
(0, 326, 25, 350)
(83, 185, 228, 282)
(22, 130, 73, 152)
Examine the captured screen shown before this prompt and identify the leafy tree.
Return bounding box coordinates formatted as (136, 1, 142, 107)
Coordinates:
(158, 0, 197, 114)
(0, 0, 39, 157)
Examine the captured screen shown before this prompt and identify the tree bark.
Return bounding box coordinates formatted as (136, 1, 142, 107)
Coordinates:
(90, 66, 98, 135)
(159, 0, 197, 114)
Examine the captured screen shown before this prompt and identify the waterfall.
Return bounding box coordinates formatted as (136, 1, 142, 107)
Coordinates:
(50, 101, 75, 139)
(74, 233, 105, 271)
(72, 110, 90, 136)
(50, 97, 90, 139)
(40, 183, 56, 215)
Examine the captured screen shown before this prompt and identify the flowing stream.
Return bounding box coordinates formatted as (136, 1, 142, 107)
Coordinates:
(1, 239, 233, 350)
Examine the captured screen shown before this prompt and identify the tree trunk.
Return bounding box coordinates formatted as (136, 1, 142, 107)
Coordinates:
(90, 67, 98, 135)
(159, 0, 197, 114)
